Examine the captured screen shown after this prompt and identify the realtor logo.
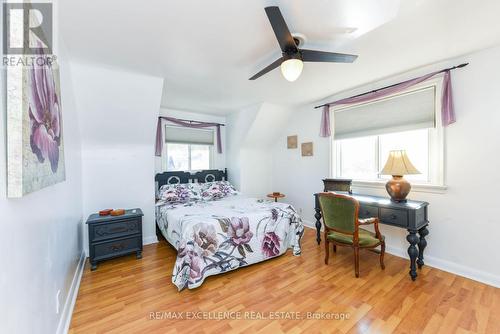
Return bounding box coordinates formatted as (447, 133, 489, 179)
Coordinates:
(3, 2, 53, 55)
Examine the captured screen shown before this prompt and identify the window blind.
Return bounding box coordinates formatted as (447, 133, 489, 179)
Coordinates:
(165, 126, 214, 145)
(334, 86, 436, 140)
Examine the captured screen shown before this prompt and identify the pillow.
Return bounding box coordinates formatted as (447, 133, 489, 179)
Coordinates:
(201, 181, 238, 201)
(158, 183, 202, 203)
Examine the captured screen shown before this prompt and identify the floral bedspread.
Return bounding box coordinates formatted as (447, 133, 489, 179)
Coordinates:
(155, 195, 304, 290)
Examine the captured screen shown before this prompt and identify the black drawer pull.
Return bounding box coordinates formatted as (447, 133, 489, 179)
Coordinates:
(390, 214, 397, 220)
(110, 243, 125, 252)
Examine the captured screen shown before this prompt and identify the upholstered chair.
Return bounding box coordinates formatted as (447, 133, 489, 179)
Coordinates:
(318, 192, 385, 277)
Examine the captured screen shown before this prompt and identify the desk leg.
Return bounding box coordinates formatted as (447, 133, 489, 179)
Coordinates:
(417, 226, 429, 269)
(407, 230, 419, 281)
(314, 207, 322, 245)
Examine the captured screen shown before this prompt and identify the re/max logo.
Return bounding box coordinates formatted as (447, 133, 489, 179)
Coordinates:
(2, 2, 53, 55)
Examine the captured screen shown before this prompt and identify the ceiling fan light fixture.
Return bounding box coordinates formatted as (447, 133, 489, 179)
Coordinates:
(280, 58, 303, 82)
(248, 6, 358, 81)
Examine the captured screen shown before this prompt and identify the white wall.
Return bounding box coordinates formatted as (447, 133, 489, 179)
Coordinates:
(271, 107, 329, 218)
(227, 104, 260, 194)
(156, 108, 226, 172)
(0, 7, 84, 334)
(226, 104, 258, 192)
(70, 63, 164, 253)
(227, 103, 291, 197)
(271, 45, 500, 287)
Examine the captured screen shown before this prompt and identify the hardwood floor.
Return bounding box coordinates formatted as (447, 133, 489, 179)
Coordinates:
(69, 228, 500, 333)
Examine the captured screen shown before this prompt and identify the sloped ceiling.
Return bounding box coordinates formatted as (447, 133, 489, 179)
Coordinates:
(70, 63, 164, 146)
(60, 0, 500, 114)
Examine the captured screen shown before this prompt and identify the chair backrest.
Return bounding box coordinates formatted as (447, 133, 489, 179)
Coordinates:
(318, 193, 359, 234)
(322, 178, 352, 193)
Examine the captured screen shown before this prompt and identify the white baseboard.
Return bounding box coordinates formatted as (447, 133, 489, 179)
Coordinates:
(384, 245, 500, 288)
(143, 235, 158, 245)
(56, 236, 158, 334)
(302, 219, 318, 230)
(56, 251, 85, 334)
(302, 223, 500, 288)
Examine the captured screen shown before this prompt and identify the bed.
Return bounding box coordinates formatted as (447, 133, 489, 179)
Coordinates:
(155, 169, 304, 290)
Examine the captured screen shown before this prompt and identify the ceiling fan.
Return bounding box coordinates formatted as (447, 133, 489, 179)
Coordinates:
(249, 6, 358, 82)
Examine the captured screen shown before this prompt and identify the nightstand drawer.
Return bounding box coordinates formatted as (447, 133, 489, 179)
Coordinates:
(90, 218, 141, 242)
(92, 236, 142, 261)
(359, 205, 379, 219)
(380, 208, 408, 227)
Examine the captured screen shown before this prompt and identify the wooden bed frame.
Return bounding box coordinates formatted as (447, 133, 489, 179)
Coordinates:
(155, 168, 228, 189)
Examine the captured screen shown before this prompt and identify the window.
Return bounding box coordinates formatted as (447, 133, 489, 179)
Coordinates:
(336, 129, 431, 183)
(163, 125, 213, 171)
(166, 143, 211, 171)
(332, 80, 444, 187)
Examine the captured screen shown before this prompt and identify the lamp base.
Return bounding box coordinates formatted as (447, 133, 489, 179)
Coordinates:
(391, 198, 408, 203)
(385, 176, 411, 202)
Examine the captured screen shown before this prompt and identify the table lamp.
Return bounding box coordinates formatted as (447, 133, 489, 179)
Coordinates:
(380, 150, 420, 202)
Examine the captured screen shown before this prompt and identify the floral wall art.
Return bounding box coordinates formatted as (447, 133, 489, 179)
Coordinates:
(7, 56, 65, 197)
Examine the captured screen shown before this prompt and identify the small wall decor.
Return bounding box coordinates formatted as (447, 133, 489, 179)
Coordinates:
(287, 135, 298, 149)
(301, 142, 313, 156)
(7, 55, 65, 197)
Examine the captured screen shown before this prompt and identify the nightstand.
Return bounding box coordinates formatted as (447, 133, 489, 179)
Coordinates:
(86, 208, 143, 270)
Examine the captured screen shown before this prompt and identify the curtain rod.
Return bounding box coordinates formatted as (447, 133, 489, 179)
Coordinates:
(313, 62, 469, 109)
(160, 116, 225, 126)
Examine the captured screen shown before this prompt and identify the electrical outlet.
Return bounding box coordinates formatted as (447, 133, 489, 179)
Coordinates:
(56, 290, 61, 314)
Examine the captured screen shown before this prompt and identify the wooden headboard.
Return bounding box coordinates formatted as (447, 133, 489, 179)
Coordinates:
(155, 169, 228, 189)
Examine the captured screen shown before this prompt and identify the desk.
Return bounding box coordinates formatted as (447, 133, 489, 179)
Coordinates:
(314, 192, 429, 281)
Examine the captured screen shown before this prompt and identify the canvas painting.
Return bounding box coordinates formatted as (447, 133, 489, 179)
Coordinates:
(7, 58, 65, 197)
(287, 135, 298, 149)
(301, 142, 313, 156)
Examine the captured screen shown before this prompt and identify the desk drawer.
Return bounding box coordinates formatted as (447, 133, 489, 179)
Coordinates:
(90, 218, 141, 242)
(359, 205, 378, 219)
(380, 208, 408, 227)
(92, 236, 141, 261)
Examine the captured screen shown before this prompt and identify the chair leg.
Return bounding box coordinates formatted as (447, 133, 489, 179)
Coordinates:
(324, 240, 330, 265)
(354, 247, 360, 278)
(333, 245, 337, 253)
(380, 241, 386, 270)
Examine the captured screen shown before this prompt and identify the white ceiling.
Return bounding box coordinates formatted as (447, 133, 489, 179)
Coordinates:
(60, 0, 500, 115)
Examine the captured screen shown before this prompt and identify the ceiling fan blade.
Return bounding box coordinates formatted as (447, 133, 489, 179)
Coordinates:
(301, 49, 358, 63)
(265, 6, 297, 53)
(249, 58, 283, 80)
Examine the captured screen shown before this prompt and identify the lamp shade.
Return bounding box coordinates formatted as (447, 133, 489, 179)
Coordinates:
(280, 58, 303, 82)
(380, 150, 420, 176)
